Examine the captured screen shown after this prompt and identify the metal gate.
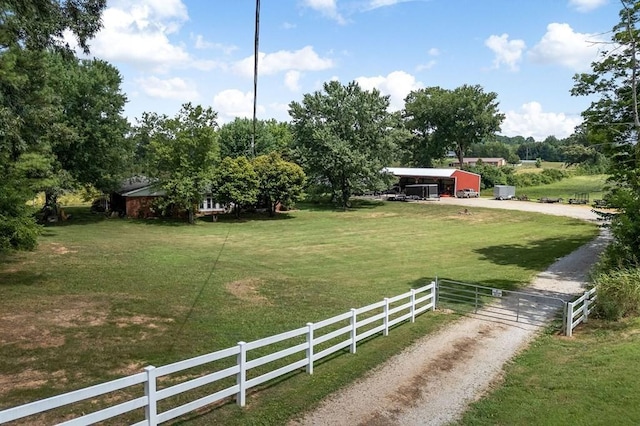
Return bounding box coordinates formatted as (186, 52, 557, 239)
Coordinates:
(435, 278, 568, 328)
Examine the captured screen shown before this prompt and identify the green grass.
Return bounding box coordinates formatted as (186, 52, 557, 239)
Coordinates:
(458, 318, 640, 426)
(0, 200, 599, 424)
(514, 174, 608, 201)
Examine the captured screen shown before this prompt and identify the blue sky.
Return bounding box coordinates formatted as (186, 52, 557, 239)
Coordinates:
(72, 0, 620, 140)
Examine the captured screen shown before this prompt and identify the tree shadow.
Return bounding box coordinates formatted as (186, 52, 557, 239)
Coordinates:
(298, 199, 385, 212)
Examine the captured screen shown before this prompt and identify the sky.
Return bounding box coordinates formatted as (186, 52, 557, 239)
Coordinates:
(70, 0, 621, 141)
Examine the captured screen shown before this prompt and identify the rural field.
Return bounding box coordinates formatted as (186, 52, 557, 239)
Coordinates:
(0, 200, 599, 424)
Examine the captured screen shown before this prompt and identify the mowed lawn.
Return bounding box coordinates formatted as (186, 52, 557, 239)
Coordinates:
(0, 200, 599, 424)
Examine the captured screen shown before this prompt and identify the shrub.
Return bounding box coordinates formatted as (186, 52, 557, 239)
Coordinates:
(592, 268, 640, 320)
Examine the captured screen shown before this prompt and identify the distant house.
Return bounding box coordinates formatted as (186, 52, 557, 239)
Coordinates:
(449, 157, 507, 167)
(111, 177, 225, 218)
(383, 167, 481, 197)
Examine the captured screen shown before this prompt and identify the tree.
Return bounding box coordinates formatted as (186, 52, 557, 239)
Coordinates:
(0, 0, 107, 251)
(48, 54, 131, 198)
(253, 152, 306, 216)
(404, 85, 505, 168)
(143, 103, 220, 224)
(218, 118, 292, 159)
(571, 0, 640, 265)
(211, 157, 259, 218)
(289, 80, 399, 209)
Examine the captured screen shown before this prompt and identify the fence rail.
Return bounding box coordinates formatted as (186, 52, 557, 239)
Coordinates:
(565, 287, 597, 337)
(0, 283, 436, 425)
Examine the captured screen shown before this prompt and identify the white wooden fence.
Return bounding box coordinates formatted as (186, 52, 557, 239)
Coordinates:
(0, 283, 436, 425)
(565, 287, 597, 337)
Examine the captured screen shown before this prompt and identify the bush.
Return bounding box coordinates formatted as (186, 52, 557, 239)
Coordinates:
(592, 268, 640, 320)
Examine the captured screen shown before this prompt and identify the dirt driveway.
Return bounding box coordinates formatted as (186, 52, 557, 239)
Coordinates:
(291, 198, 608, 426)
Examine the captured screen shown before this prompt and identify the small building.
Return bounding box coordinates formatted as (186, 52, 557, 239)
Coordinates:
(449, 157, 507, 167)
(383, 167, 481, 197)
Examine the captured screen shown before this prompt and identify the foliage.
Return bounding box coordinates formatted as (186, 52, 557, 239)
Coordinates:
(211, 156, 259, 218)
(571, 0, 640, 267)
(218, 118, 293, 159)
(463, 164, 511, 189)
(0, 0, 107, 251)
(591, 268, 640, 320)
(507, 168, 569, 187)
(142, 103, 220, 224)
(253, 152, 306, 216)
(403, 84, 505, 167)
(289, 80, 400, 209)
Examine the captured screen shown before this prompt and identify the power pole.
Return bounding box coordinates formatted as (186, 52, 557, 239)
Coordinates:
(251, 0, 260, 158)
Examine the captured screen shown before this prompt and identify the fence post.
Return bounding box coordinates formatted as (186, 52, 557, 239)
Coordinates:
(350, 308, 357, 354)
(410, 289, 416, 322)
(582, 291, 590, 324)
(144, 366, 157, 426)
(474, 286, 479, 313)
(236, 341, 247, 407)
(431, 281, 437, 311)
(383, 298, 390, 336)
(306, 323, 314, 374)
(565, 302, 573, 337)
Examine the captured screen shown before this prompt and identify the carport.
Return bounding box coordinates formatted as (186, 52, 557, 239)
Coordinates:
(383, 167, 481, 197)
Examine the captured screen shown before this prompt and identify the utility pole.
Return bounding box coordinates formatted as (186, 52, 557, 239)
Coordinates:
(251, 0, 260, 158)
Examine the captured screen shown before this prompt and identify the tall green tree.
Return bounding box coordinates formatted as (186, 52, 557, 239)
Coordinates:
(211, 156, 259, 218)
(0, 0, 107, 251)
(143, 103, 220, 224)
(49, 54, 131, 197)
(572, 0, 640, 265)
(218, 118, 292, 159)
(253, 152, 306, 216)
(404, 85, 505, 167)
(289, 80, 399, 209)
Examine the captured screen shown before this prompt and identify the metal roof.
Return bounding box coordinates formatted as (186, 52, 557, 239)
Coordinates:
(383, 167, 458, 178)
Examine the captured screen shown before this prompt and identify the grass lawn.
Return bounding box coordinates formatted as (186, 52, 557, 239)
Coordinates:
(0, 200, 599, 424)
(458, 317, 640, 426)
(514, 174, 608, 201)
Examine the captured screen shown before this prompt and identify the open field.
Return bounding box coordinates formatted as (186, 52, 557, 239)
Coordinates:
(0, 201, 599, 424)
(458, 317, 640, 425)
(514, 174, 608, 202)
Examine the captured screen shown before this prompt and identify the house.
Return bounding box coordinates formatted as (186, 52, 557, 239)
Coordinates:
(383, 167, 481, 197)
(111, 177, 225, 218)
(449, 157, 507, 167)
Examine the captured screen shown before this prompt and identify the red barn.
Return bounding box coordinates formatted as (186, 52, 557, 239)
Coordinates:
(383, 167, 481, 197)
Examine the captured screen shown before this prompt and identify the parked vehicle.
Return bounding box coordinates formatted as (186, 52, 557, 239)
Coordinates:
(493, 185, 516, 200)
(456, 188, 479, 198)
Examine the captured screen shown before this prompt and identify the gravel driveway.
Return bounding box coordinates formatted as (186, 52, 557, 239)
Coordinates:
(291, 198, 608, 426)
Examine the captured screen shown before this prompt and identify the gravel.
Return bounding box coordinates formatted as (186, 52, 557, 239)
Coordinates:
(290, 198, 608, 426)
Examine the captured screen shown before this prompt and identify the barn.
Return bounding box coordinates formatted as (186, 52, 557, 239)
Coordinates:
(383, 167, 481, 197)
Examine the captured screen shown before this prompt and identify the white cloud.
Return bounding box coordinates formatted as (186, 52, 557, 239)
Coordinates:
(213, 89, 265, 122)
(364, 0, 418, 11)
(303, 0, 346, 24)
(529, 23, 604, 71)
(192, 34, 237, 54)
(428, 47, 440, 56)
(485, 34, 526, 71)
(569, 0, 608, 13)
(416, 60, 436, 71)
(136, 76, 199, 100)
(83, 1, 219, 73)
(501, 102, 582, 140)
(235, 46, 334, 77)
(284, 70, 302, 91)
(355, 71, 423, 111)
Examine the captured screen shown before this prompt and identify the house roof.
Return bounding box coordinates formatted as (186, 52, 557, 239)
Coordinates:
(116, 176, 156, 194)
(383, 167, 457, 178)
(120, 185, 166, 197)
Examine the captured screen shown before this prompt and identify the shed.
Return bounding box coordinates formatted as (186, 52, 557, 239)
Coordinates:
(383, 167, 481, 197)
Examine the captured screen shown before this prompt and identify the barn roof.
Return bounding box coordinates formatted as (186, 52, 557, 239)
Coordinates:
(383, 167, 458, 178)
